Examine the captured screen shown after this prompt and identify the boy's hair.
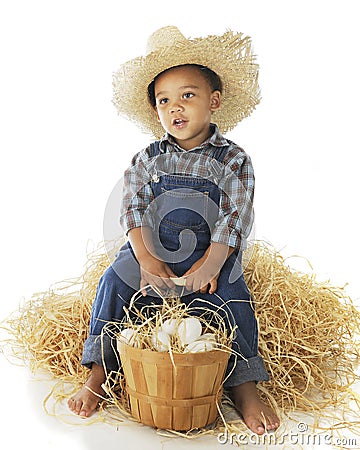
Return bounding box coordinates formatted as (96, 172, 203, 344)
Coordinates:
(147, 64, 223, 107)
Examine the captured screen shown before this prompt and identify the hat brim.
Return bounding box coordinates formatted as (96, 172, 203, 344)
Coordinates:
(112, 31, 260, 139)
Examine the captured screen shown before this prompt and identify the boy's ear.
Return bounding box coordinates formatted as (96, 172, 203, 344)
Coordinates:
(154, 106, 161, 122)
(210, 91, 221, 111)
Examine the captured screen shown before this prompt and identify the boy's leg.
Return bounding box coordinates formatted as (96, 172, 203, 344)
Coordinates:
(183, 252, 280, 434)
(69, 245, 139, 417)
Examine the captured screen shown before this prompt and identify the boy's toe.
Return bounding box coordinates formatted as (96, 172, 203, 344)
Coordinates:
(266, 413, 280, 431)
(79, 407, 89, 417)
(68, 397, 76, 412)
(245, 417, 266, 435)
(74, 399, 84, 415)
(75, 397, 99, 418)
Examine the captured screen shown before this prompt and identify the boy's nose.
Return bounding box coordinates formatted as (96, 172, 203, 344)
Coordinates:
(169, 102, 184, 114)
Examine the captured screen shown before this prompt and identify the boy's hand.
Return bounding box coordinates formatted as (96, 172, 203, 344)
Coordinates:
(128, 226, 177, 295)
(138, 253, 177, 296)
(182, 254, 221, 294)
(182, 242, 234, 294)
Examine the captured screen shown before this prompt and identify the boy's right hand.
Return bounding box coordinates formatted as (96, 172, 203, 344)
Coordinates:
(128, 226, 178, 295)
(138, 253, 177, 296)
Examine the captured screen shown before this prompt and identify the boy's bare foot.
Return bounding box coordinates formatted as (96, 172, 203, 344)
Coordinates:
(231, 381, 280, 435)
(68, 363, 106, 418)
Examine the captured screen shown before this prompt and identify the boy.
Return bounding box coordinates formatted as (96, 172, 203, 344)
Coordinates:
(68, 27, 280, 435)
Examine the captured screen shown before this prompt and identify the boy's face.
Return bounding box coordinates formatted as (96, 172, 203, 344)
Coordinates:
(153, 66, 221, 150)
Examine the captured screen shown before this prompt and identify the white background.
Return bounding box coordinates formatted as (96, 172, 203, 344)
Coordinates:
(0, 1, 359, 449)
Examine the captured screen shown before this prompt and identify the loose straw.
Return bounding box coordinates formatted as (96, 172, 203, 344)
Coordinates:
(1, 239, 359, 437)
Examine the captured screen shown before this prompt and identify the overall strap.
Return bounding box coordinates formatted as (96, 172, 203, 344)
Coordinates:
(149, 140, 161, 158)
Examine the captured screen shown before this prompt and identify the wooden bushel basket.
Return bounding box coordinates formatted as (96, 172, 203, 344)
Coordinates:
(118, 341, 230, 431)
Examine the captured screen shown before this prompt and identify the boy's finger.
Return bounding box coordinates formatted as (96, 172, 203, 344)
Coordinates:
(141, 270, 175, 293)
(185, 276, 194, 292)
(165, 266, 177, 278)
(162, 278, 175, 290)
(191, 279, 202, 293)
(154, 272, 175, 290)
(140, 279, 147, 296)
(208, 279, 217, 294)
(163, 272, 177, 289)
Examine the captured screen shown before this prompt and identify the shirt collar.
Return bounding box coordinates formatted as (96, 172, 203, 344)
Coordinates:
(159, 123, 228, 152)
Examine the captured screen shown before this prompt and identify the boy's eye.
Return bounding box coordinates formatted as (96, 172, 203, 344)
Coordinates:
(183, 92, 194, 99)
(158, 98, 168, 105)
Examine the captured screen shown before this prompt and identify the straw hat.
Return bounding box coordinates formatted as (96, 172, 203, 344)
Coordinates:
(112, 26, 260, 139)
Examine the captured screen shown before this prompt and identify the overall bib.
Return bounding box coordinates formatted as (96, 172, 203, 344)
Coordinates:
(82, 142, 269, 387)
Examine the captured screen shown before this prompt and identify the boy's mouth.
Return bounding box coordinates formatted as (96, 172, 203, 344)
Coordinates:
(172, 118, 188, 129)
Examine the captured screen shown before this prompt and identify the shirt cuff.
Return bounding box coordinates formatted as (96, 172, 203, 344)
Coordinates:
(211, 225, 244, 250)
(120, 210, 154, 235)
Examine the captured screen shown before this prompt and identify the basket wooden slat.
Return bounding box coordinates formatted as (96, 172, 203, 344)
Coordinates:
(157, 364, 173, 398)
(117, 341, 229, 430)
(192, 363, 219, 396)
(173, 365, 193, 399)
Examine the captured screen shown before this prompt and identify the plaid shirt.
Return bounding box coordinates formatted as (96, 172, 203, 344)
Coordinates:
(120, 124, 254, 250)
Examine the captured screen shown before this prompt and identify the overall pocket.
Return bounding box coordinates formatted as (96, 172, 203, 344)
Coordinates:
(158, 187, 210, 228)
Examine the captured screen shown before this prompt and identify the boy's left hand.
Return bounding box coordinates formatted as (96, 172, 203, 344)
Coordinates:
(182, 242, 235, 294)
(182, 254, 221, 294)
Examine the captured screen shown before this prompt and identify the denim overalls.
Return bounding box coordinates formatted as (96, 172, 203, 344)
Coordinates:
(82, 141, 269, 387)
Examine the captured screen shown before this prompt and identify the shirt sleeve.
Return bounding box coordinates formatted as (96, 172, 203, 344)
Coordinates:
(211, 147, 255, 250)
(119, 147, 155, 235)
